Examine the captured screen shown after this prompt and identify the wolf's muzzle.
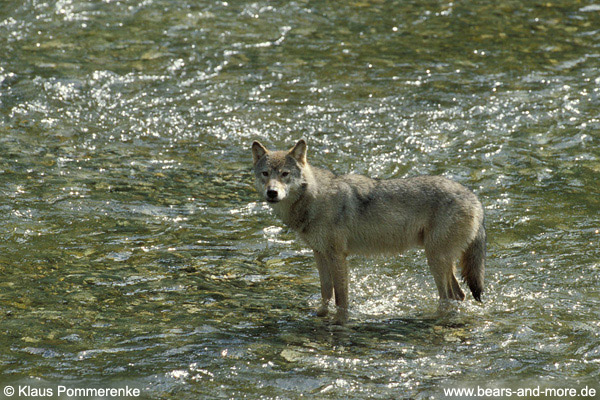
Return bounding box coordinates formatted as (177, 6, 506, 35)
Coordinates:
(266, 189, 278, 201)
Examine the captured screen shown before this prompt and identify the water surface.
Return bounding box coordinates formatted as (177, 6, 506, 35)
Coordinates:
(1, 0, 599, 398)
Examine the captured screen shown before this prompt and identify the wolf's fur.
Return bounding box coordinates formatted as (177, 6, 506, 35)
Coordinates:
(252, 139, 485, 325)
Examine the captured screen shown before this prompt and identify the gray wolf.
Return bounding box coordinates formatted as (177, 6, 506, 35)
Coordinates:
(252, 139, 485, 325)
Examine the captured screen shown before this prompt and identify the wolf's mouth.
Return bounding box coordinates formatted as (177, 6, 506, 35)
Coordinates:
(266, 198, 279, 203)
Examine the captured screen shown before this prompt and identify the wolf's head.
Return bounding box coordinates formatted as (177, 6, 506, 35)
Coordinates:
(252, 139, 309, 204)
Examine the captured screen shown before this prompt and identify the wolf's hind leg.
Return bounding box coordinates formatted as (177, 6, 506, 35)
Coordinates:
(449, 272, 465, 301)
(426, 253, 465, 301)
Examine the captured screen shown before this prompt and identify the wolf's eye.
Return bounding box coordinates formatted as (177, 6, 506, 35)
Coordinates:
(261, 171, 269, 177)
(281, 171, 289, 177)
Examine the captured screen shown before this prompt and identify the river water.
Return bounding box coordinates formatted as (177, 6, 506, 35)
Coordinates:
(1, 0, 599, 399)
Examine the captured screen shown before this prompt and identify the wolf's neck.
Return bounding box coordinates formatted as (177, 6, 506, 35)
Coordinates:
(272, 164, 317, 232)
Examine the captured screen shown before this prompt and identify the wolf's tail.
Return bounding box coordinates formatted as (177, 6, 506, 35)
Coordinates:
(460, 222, 486, 302)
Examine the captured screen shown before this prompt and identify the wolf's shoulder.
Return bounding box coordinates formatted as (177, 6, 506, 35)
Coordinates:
(311, 165, 337, 180)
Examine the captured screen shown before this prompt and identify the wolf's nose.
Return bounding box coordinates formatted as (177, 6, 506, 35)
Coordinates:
(266, 189, 278, 199)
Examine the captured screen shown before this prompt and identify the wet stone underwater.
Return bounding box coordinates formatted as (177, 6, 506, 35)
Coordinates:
(0, 0, 599, 399)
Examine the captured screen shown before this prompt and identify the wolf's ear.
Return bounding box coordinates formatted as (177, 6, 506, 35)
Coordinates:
(289, 139, 307, 165)
(252, 141, 268, 165)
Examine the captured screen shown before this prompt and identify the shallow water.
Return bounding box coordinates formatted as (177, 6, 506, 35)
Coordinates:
(1, 0, 599, 398)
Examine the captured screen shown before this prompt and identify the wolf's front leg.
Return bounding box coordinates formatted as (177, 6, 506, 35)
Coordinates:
(314, 251, 333, 317)
(330, 253, 349, 325)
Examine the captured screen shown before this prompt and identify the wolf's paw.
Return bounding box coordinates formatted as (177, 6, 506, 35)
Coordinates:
(332, 308, 348, 326)
(316, 304, 329, 317)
